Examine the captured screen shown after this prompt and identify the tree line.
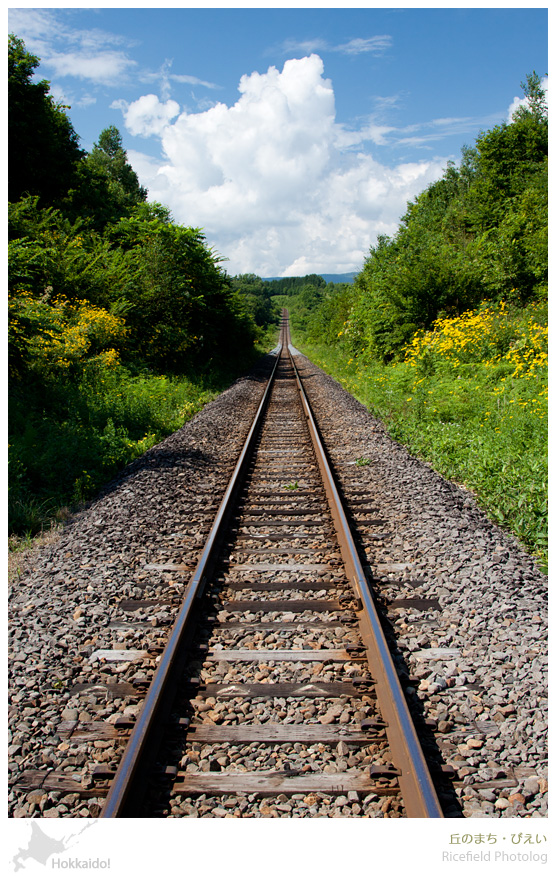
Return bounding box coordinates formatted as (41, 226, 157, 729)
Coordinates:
(8, 33, 546, 534)
(8, 34, 278, 535)
(297, 73, 548, 362)
(8, 34, 276, 381)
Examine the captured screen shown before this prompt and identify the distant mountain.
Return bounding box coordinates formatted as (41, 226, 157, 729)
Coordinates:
(262, 271, 358, 284)
(319, 272, 358, 284)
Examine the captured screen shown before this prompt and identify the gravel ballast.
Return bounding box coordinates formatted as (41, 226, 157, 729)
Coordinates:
(8, 350, 547, 818)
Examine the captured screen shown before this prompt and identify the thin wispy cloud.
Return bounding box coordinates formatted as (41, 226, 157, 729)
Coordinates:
(401, 111, 506, 140)
(9, 8, 137, 86)
(171, 73, 219, 89)
(9, 8, 213, 95)
(341, 110, 508, 153)
(49, 83, 97, 111)
(371, 94, 404, 112)
(277, 34, 392, 57)
(70, 27, 132, 52)
(278, 38, 328, 55)
(9, 7, 63, 44)
(46, 50, 137, 86)
(140, 60, 220, 102)
(334, 36, 392, 55)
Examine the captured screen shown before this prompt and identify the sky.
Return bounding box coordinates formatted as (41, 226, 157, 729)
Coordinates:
(8, 4, 549, 277)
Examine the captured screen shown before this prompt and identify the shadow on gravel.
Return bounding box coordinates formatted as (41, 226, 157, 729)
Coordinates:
(137, 587, 226, 817)
(88, 447, 217, 502)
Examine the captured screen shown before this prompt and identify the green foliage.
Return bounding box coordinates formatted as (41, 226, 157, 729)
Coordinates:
(89, 125, 147, 204)
(7, 37, 548, 581)
(336, 74, 548, 362)
(267, 274, 327, 296)
(286, 74, 548, 569)
(9, 364, 218, 536)
(8, 197, 115, 310)
(8, 34, 84, 205)
(227, 273, 333, 337)
(7, 35, 266, 537)
(8, 196, 262, 534)
(63, 126, 148, 230)
(9, 36, 146, 231)
(8, 196, 259, 376)
(229, 274, 280, 329)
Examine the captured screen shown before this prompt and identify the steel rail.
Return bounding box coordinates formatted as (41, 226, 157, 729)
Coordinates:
(101, 311, 442, 817)
(101, 342, 283, 817)
(286, 328, 443, 818)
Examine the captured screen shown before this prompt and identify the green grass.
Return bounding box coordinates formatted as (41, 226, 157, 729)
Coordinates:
(8, 340, 269, 538)
(9, 370, 215, 535)
(294, 316, 547, 573)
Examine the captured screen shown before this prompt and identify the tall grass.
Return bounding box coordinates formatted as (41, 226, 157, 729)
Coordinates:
(8, 334, 273, 539)
(8, 362, 220, 536)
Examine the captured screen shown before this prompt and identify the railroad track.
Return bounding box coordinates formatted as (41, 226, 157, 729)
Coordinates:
(76, 311, 440, 818)
(12, 312, 444, 818)
(10, 311, 548, 820)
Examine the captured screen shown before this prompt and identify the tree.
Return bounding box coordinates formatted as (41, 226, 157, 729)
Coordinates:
(345, 75, 548, 361)
(512, 71, 548, 124)
(8, 34, 84, 205)
(105, 207, 257, 372)
(87, 126, 147, 204)
(230, 275, 277, 328)
(63, 126, 147, 230)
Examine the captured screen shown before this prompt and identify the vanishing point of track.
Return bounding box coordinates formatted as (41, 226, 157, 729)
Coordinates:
(97, 312, 443, 818)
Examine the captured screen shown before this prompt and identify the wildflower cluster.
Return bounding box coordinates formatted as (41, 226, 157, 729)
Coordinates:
(26, 296, 127, 374)
(405, 302, 501, 367)
(404, 300, 547, 377)
(485, 311, 547, 379)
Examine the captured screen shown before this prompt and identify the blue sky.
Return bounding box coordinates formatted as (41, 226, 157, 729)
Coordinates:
(9, 4, 548, 276)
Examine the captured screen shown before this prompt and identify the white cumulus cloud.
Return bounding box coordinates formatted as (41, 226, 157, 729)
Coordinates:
(112, 95, 181, 137)
(120, 55, 448, 276)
